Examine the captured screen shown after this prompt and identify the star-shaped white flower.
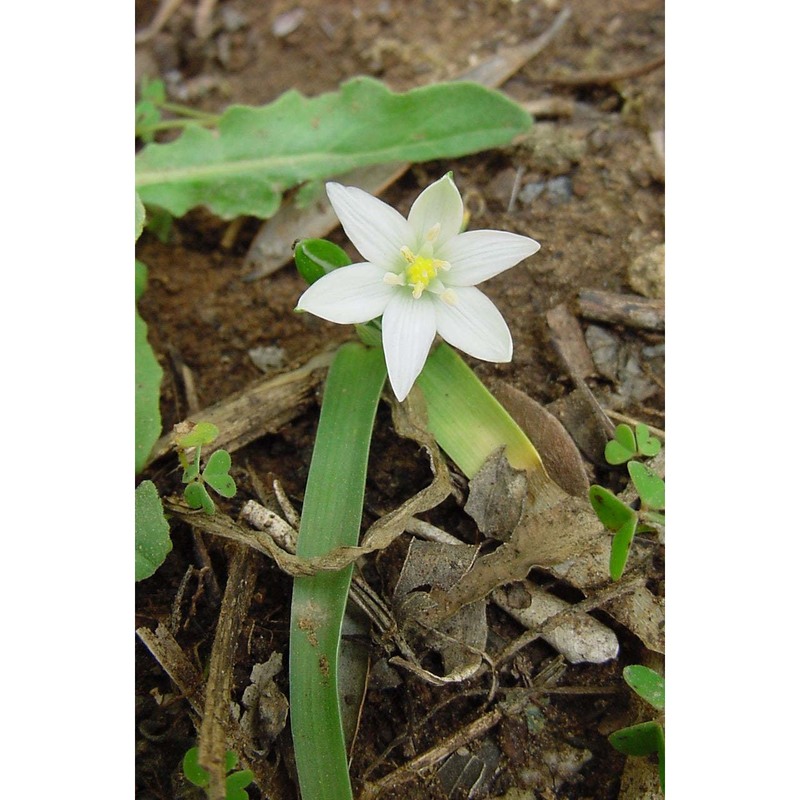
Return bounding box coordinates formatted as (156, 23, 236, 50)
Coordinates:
(296, 174, 540, 400)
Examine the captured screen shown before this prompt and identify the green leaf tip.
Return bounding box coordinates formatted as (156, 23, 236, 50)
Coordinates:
(135, 77, 531, 219)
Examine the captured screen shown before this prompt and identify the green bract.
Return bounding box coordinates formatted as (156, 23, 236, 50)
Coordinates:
(135, 77, 532, 219)
(294, 238, 352, 285)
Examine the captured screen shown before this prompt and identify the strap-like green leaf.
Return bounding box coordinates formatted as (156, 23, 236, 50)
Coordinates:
(135, 77, 532, 219)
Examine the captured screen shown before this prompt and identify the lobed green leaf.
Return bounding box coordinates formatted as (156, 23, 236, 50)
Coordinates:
(175, 420, 220, 448)
(605, 424, 637, 464)
(135, 77, 532, 219)
(635, 422, 661, 457)
(135, 481, 172, 581)
(203, 449, 237, 498)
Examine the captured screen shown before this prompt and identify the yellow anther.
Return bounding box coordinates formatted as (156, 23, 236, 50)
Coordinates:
(400, 243, 448, 299)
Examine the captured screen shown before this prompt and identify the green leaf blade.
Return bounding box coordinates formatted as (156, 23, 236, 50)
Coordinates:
(176, 421, 220, 448)
(135, 310, 163, 474)
(627, 461, 665, 510)
(623, 665, 665, 710)
(605, 424, 636, 464)
(589, 485, 637, 532)
(609, 720, 664, 757)
(184, 482, 216, 514)
(182, 746, 209, 788)
(204, 449, 237, 498)
(136, 78, 532, 219)
(609, 516, 638, 580)
(635, 423, 661, 457)
(135, 481, 172, 581)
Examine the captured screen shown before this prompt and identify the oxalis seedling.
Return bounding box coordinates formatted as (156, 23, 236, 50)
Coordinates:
(182, 746, 253, 800)
(174, 422, 237, 515)
(589, 423, 664, 581)
(609, 665, 665, 790)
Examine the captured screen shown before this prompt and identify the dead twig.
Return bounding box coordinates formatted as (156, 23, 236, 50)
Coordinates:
(577, 289, 665, 332)
(198, 545, 259, 800)
(145, 348, 334, 467)
(527, 55, 665, 86)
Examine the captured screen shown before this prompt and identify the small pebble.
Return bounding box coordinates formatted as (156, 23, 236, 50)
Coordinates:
(628, 243, 665, 299)
(248, 345, 286, 373)
(272, 8, 306, 38)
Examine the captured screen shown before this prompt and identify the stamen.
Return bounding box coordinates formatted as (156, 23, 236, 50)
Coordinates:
(400, 246, 415, 263)
(425, 222, 441, 243)
(433, 258, 451, 272)
(384, 272, 405, 286)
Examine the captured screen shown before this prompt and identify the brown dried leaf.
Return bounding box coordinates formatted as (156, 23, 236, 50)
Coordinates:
(494, 382, 590, 498)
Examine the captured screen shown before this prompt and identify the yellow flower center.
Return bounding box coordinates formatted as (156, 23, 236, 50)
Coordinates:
(406, 254, 437, 290)
(399, 245, 450, 299)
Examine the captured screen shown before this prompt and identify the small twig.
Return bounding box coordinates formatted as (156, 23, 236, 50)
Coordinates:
(604, 408, 666, 439)
(527, 55, 665, 86)
(507, 165, 524, 213)
(198, 545, 259, 800)
(577, 289, 665, 332)
(135, 0, 184, 44)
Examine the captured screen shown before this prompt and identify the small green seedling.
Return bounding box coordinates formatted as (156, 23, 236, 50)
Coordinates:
(182, 746, 254, 800)
(604, 423, 661, 465)
(590, 423, 664, 579)
(609, 665, 665, 790)
(175, 422, 237, 514)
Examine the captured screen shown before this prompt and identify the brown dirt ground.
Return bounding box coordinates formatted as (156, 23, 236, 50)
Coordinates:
(135, 0, 665, 797)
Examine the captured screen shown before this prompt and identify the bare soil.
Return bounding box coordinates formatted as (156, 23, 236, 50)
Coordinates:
(135, 1, 665, 797)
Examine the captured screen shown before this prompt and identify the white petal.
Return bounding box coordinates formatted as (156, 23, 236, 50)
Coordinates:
(326, 182, 413, 271)
(438, 230, 540, 287)
(296, 263, 395, 324)
(407, 174, 464, 248)
(434, 286, 512, 362)
(381, 292, 437, 401)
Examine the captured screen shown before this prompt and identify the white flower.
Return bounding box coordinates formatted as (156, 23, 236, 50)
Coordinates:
(296, 174, 540, 400)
